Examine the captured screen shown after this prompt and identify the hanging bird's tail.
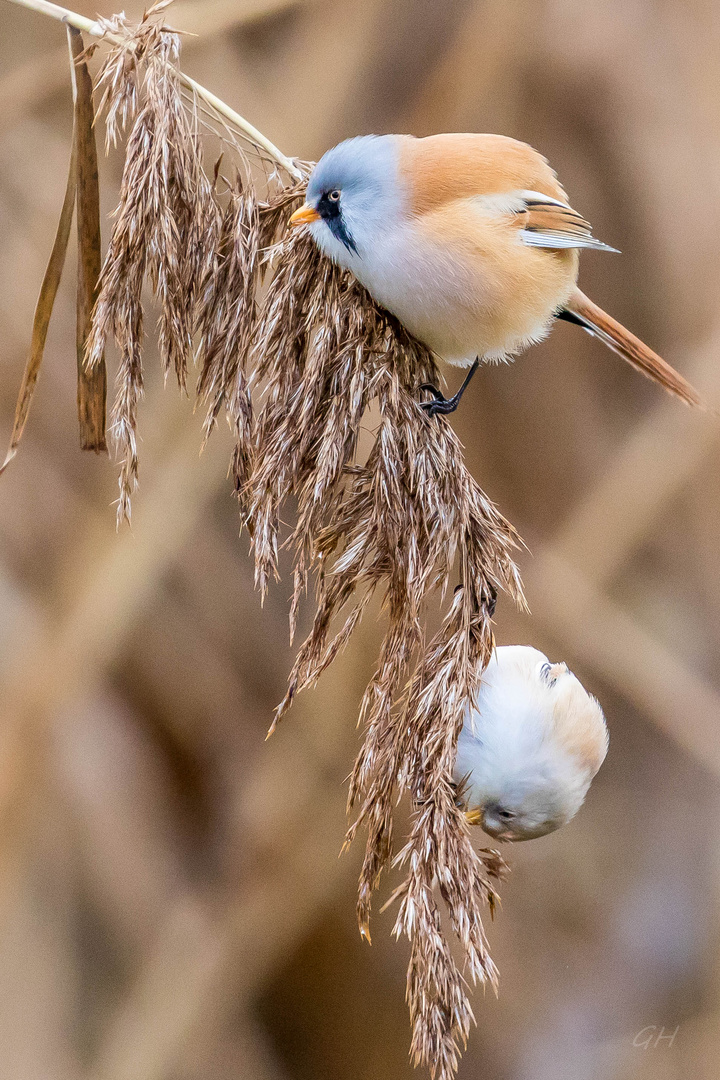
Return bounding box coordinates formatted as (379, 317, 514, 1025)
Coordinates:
(558, 288, 703, 407)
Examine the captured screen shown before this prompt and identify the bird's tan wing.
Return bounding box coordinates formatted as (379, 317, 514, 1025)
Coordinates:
(516, 191, 619, 252)
(398, 134, 617, 252)
(400, 133, 569, 210)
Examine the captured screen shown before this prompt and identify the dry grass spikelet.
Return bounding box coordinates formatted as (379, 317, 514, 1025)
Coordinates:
(195, 168, 260, 472)
(86, 10, 220, 521)
(242, 224, 525, 1078)
(195, 174, 308, 490)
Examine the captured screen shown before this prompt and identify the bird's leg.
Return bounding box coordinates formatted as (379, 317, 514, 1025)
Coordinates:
(418, 358, 480, 417)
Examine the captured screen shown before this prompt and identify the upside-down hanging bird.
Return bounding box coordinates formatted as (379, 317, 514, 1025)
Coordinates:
(453, 645, 608, 842)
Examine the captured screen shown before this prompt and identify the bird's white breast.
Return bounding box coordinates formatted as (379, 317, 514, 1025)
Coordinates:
(310, 208, 561, 367)
(350, 225, 491, 366)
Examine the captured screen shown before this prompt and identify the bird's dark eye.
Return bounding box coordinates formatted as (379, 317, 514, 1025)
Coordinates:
(497, 808, 515, 821)
(327, 189, 341, 202)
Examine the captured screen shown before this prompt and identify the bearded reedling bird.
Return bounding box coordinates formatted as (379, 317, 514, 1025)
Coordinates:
(290, 133, 702, 415)
(453, 646, 608, 842)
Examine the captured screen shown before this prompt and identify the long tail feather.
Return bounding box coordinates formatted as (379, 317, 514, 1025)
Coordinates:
(560, 289, 703, 407)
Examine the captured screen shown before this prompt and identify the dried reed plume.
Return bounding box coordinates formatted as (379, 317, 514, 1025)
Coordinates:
(18, 7, 527, 1075)
(196, 177, 308, 488)
(87, 6, 221, 520)
(244, 228, 524, 1076)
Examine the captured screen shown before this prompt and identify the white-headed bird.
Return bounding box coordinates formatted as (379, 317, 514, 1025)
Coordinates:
(453, 645, 608, 842)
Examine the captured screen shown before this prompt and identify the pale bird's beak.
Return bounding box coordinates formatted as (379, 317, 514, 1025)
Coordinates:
(289, 203, 321, 227)
(466, 805, 514, 842)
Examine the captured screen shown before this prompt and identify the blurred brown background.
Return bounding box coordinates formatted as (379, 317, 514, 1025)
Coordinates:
(1, 0, 720, 1077)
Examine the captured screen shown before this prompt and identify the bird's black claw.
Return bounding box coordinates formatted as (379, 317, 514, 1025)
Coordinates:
(418, 382, 454, 416)
(416, 358, 481, 419)
(419, 395, 460, 417)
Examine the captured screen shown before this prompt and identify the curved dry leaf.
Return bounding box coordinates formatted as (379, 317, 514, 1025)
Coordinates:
(0, 119, 77, 477)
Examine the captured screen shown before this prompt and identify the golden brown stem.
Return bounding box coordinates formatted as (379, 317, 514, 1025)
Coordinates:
(4, 0, 303, 180)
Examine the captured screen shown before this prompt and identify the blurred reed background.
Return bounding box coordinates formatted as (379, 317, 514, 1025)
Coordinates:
(1, 0, 720, 1077)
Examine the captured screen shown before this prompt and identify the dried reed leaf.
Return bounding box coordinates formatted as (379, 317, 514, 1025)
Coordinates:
(69, 27, 107, 453)
(0, 112, 77, 477)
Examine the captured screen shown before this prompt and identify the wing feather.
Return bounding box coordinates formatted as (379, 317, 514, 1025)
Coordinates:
(520, 229, 620, 252)
(515, 190, 619, 252)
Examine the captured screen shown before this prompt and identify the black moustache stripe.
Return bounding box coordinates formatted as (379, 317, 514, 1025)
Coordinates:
(327, 215, 358, 254)
(317, 193, 358, 254)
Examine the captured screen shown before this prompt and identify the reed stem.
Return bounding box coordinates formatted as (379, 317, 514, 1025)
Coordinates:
(4, 0, 304, 180)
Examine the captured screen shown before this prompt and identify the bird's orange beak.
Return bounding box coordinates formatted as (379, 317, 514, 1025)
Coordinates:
(289, 203, 321, 227)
